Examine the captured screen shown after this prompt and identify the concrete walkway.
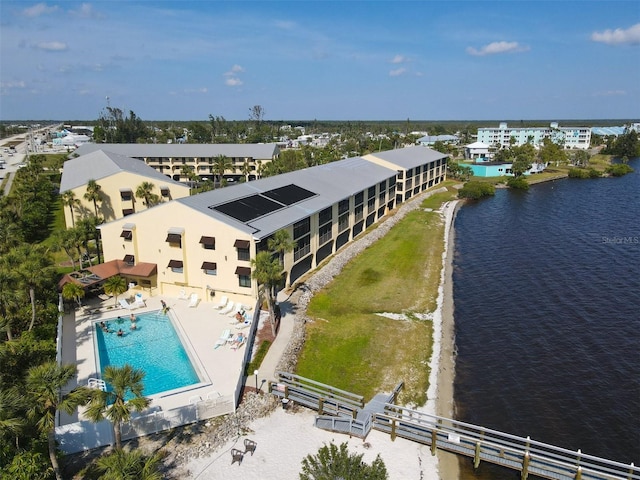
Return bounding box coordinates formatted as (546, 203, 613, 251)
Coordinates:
(246, 289, 297, 390)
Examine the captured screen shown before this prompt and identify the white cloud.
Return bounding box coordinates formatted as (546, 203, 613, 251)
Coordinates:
(591, 23, 640, 46)
(0, 81, 26, 89)
(225, 64, 245, 76)
(225, 77, 243, 87)
(389, 67, 407, 77)
(466, 41, 529, 56)
(23, 3, 59, 17)
(593, 90, 627, 97)
(184, 87, 208, 94)
(70, 3, 103, 19)
(391, 54, 408, 64)
(274, 20, 296, 30)
(36, 41, 68, 51)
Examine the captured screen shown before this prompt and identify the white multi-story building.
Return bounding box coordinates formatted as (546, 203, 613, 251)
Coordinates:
(477, 122, 591, 150)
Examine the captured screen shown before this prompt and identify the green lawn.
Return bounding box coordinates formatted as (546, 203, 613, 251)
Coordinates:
(296, 187, 458, 405)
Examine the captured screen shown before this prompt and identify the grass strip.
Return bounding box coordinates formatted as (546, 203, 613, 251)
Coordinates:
(297, 188, 457, 405)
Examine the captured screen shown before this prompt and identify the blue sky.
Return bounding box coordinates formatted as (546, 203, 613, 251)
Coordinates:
(1, 1, 639, 121)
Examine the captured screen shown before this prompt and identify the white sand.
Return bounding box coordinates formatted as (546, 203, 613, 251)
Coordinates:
(184, 200, 460, 480)
(186, 408, 438, 479)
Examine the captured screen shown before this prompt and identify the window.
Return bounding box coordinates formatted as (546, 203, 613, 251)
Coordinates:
(338, 199, 349, 215)
(161, 187, 170, 198)
(354, 191, 364, 206)
(200, 236, 216, 250)
(123, 254, 134, 265)
(318, 207, 332, 226)
(166, 233, 182, 248)
(338, 213, 349, 232)
(354, 204, 364, 222)
(319, 223, 332, 245)
(234, 239, 250, 261)
(235, 266, 251, 288)
(293, 235, 311, 261)
(122, 209, 134, 216)
(293, 218, 310, 240)
(367, 197, 376, 213)
(201, 261, 217, 275)
(166, 228, 184, 246)
(167, 259, 183, 273)
(378, 191, 386, 204)
(120, 230, 133, 241)
(120, 189, 133, 201)
(368, 186, 376, 199)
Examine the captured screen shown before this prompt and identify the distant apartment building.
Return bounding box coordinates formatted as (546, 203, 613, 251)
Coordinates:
(60, 150, 190, 228)
(73, 143, 280, 183)
(477, 122, 591, 150)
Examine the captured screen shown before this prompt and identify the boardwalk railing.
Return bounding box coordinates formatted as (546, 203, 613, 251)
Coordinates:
(269, 372, 364, 418)
(269, 373, 639, 480)
(376, 404, 639, 480)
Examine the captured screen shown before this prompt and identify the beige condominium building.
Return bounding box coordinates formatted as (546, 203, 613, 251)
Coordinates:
(73, 143, 280, 183)
(59, 150, 190, 229)
(98, 146, 448, 306)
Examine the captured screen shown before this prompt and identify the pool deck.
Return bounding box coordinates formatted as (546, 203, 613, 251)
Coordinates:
(59, 292, 257, 425)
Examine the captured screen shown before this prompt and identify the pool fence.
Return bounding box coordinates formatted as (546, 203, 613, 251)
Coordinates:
(55, 300, 261, 454)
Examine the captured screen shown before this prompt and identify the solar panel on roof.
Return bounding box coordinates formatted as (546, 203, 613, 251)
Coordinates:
(212, 194, 283, 223)
(262, 184, 316, 206)
(210, 184, 317, 223)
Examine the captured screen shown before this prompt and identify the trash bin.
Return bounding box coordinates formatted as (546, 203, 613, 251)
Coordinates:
(281, 398, 290, 410)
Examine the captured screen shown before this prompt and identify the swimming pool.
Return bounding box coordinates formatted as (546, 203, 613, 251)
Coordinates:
(94, 310, 201, 397)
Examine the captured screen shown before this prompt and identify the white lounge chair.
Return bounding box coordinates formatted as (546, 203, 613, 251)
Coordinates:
(214, 295, 228, 309)
(219, 301, 235, 316)
(188, 293, 199, 308)
(132, 293, 145, 309)
(213, 329, 232, 349)
(119, 298, 132, 310)
(178, 289, 188, 300)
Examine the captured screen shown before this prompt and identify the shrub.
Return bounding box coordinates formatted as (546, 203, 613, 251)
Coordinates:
(506, 176, 529, 190)
(458, 181, 495, 200)
(606, 163, 634, 177)
(300, 442, 388, 480)
(568, 168, 602, 179)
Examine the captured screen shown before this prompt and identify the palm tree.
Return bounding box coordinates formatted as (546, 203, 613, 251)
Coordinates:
(135, 181, 160, 208)
(76, 216, 103, 266)
(251, 251, 283, 337)
(84, 179, 103, 217)
(25, 362, 91, 480)
(62, 281, 85, 308)
(241, 159, 251, 182)
(213, 154, 232, 186)
(104, 275, 127, 307)
(84, 364, 151, 450)
(61, 190, 80, 227)
(51, 229, 79, 271)
(96, 449, 164, 480)
(267, 229, 296, 268)
(0, 267, 20, 340)
(9, 244, 53, 331)
(0, 387, 25, 450)
(267, 229, 296, 294)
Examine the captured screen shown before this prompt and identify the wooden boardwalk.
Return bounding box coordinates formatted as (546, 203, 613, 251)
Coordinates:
(269, 372, 639, 480)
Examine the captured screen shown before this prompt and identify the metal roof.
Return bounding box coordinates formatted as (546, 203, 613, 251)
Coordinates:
(177, 156, 399, 240)
(73, 143, 280, 159)
(366, 145, 447, 169)
(60, 149, 185, 192)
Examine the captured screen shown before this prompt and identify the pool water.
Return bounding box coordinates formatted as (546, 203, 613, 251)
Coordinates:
(95, 310, 200, 397)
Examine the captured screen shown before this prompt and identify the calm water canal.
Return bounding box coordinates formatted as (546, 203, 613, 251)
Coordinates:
(452, 159, 640, 479)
